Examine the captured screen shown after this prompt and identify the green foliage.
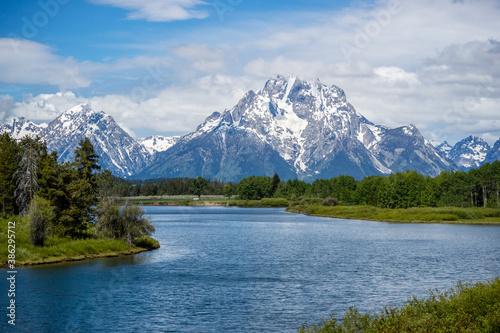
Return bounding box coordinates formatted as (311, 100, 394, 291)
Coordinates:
(287, 205, 500, 223)
(259, 198, 289, 207)
(27, 196, 56, 247)
(223, 182, 236, 198)
(73, 137, 101, 183)
(133, 236, 160, 250)
(0, 132, 17, 215)
(0, 134, 160, 266)
(120, 205, 155, 245)
(298, 278, 500, 333)
(322, 197, 338, 206)
(95, 202, 155, 245)
(237, 176, 274, 200)
(0, 216, 135, 265)
(190, 176, 208, 198)
(271, 173, 281, 195)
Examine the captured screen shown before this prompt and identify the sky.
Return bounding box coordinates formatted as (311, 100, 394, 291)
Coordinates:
(0, 0, 499, 144)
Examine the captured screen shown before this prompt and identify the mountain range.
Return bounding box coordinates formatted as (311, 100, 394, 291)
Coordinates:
(1, 75, 499, 181)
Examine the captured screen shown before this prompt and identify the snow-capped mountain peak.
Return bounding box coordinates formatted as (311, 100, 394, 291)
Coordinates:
(139, 75, 454, 181)
(139, 135, 180, 154)
(436, 141, 452, 157)
(0, 117, 47, 139)
(448, 135, 490, 170)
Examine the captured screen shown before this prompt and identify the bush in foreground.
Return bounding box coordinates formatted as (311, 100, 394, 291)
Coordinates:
(298, 278, 500, 333)
(133, 236, 160, 250)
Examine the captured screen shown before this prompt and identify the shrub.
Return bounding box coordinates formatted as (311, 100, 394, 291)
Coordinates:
(260, 198, 290, 207)
(95, 202, 155, 245)
(27, 196, 56, 247)
(133, 236, 160, 250)
(322, 197, 338, 206)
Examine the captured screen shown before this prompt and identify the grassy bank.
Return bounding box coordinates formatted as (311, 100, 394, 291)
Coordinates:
(118, 196, 290, 208)
(286, 205, 500, 224)
(298, 278, 500, 333)
(0, 216, 159, 267)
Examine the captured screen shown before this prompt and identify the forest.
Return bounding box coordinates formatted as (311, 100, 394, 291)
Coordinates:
(112, 161, 500, 209)
(0, 132, 156, 252)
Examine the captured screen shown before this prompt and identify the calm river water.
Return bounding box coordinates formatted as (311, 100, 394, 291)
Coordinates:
(4, 207, 500, 332)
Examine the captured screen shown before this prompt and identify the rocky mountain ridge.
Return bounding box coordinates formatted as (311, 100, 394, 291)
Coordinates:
(2, 76, 499, 181)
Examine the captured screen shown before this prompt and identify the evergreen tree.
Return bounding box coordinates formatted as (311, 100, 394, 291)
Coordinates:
(73, 137, 100, 186)
(271, 173, 281, 196)
(0, 133, 17, 215)
(59, 138, 101, 237)
(190, 176, 208, 198)
(223, 183, 236, 198)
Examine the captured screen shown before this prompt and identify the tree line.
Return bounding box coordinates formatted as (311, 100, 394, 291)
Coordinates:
(112, 161, 500, 209)
(0, 132, 154, 247)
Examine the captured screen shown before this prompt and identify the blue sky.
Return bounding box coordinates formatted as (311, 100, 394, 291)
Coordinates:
(1, 0, 500, 143)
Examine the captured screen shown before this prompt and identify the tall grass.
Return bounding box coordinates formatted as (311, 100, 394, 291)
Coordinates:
(0, 216, 151, 266)
(287, 205, 500, 223)
(298, 278, 500, 333)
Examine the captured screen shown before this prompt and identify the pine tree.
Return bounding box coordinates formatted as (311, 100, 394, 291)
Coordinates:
(0, 132, 17, 215)
(73, 137, 100, 185)
(271, 173, 281, 196)
(70, 138, 101, 235)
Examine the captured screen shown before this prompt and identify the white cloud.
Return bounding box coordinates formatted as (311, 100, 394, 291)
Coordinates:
(1, 75, 261, 137)
(3, 0, 500, 146)
(0, 39, 93, 90)
(89, 74, 260, 135)
(3, 92, 87, 123)
(170, 44, 226, 73)
(88, 0, 209, 22)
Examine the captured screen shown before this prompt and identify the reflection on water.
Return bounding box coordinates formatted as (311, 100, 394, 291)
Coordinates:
(5, 207, 500, 332)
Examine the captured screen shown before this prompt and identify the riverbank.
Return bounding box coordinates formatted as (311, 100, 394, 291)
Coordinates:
(117, 195, 500, 224)
(1, 236, 160, 268)
(14, 246, 150, 267)
(1, 216, 160, 268)
(299, 278, 500, 332)
(118, 196, 290, 208)
(287, 204, 500, 224)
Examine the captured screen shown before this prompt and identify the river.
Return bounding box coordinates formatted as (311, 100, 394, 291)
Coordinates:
(6, 207, 500, 332)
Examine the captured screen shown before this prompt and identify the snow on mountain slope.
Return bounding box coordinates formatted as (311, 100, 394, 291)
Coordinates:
(141, 75, 455, 181)
(139, 135, 180, 154)
(39, 104, 151, 177)
(448, 136, 490, 170)
(436, 141, 453, 157)
(0, 117, 47, 139)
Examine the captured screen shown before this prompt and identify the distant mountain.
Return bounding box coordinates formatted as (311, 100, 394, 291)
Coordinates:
(485, 138, 500, 164)
(0, 117, 47, 139)
(447, 136, 490, 170)
(0, 105, 151, 177)
(138, 135, 180, 155)
(40, 104, 152, 177)
(139, 75, 455, 181)
(357, 118, 453, 177)
(3, 77, 498, 182)
(436, 141, 452, 156)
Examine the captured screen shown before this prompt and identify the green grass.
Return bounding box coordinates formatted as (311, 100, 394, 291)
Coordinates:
(119, 197, 290, 207)
(287, 205, 500, 224)
(0, 216, 157, 267)
(298, 278, 500, 333)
